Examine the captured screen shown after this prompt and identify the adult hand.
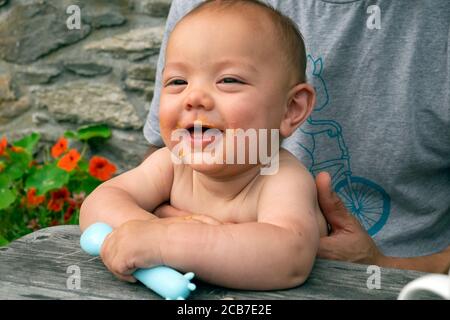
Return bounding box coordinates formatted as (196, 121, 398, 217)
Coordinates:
(315, 172, 385, 265)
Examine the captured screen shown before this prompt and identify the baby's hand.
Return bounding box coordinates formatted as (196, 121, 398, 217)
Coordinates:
(183, 214, 223, 225)
(154, 203, 191, 218)
(100, 216, 223, 282)
(100, 219, 167, 283)
(155, 203, 225, 225)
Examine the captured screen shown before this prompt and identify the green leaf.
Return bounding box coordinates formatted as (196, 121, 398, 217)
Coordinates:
(67, 209, 80, 225)
(3, 151, 31, 180)
(78, 160, 89, 171)
(0, 174, 11, 189)
(0, 235, 9, 247)
(68, 174, 101, 194)
(12, 133, 41, 154)
(64, 130, 79, 140)
(77, 124, 111, 141)
(0, 188, 16, 210)
(25, 164, 70, 195)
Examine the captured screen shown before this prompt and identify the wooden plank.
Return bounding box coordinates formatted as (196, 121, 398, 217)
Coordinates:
(0, 225, 436, 300)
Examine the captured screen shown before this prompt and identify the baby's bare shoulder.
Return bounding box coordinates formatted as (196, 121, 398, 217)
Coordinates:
(141, 146, 173, 166)
(256, 149, 321, 232)
(265, 148, 313, 184)
(257, 149, 327, 236)
(258, 149, 316, 203)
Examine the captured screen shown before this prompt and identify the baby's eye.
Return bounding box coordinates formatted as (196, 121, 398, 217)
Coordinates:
(219, 77, 244, 84)
(166, 79, 187, 86)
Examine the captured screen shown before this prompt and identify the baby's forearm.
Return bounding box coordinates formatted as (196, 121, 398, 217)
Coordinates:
(160, 222, 317, 290)
(79, 185, 157, 231)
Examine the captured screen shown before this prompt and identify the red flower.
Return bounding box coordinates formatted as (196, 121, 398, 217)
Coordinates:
(72, 192, 86, 208)
(51, 137, 68, 158)
(27, 219, 40, 231)
(57, 149, 80, 172)
(26, 188, 45, 207)
(47, 187, 70, 212)
(0, 136, 7, 156)
(50, 220, 60, 226)
(64, 204, 75, 223)
(89, 156, 117, 181)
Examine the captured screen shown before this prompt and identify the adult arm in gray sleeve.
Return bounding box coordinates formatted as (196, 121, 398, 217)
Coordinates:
(143, 0, 204, 152)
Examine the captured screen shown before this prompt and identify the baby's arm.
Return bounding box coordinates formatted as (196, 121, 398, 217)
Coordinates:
(156, 160, 323, 290)
(79, 147, 174, 231)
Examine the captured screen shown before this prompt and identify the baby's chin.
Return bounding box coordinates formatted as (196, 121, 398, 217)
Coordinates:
(187, 161, 260, 178)
(169, 148, 258, 177)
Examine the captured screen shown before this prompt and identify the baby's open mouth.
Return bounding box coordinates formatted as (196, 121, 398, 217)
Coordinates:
(180, 123, 224, 149)
(187, 125, 205, 134)
(184, 122, 224, 136)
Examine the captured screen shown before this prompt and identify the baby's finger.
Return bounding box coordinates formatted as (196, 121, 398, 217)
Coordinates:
(155, 204, 195, 218)
(190, 214, 223, 225)
(111, 260, 138, 283)
(112, 271, 137, 283)
(99, 230, 115, 258)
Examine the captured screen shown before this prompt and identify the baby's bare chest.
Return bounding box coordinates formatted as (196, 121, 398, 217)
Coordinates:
(169, 170, 261, 224)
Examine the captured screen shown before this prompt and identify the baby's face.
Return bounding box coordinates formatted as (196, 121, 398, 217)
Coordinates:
(159, 10, 291, 172)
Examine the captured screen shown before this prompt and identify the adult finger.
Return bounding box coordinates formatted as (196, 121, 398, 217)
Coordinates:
(315, 171, 353, 229)
(317, 235, 338, 260)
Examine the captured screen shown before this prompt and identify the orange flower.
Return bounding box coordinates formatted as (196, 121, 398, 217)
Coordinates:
(57, 149, 80, 172)
(10, 146, 25, 153)
(51, 137, 68, 158)
(0, 136, 7, 156)
(26, 188, 45, 207)
(47, 187, 70, 212)
(28, 160, 38, 168)
(89, 156, 117, 181)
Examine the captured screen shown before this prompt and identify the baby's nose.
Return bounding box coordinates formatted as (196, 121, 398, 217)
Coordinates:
(183, 89, 214, 111)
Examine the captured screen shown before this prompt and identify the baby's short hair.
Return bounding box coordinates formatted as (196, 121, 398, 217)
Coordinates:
(183, 0, 307, 84)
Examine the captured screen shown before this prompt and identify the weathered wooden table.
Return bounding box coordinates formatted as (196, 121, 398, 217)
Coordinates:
(0, 225, 435, 300)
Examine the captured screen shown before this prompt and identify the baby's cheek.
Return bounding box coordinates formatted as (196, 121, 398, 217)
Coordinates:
(160, 126, 175, 149)
(159, 106, 170, 128)
(159, 109, 177, 143)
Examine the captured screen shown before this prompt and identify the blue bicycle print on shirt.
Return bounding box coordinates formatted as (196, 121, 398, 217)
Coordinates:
(297, 55, 390, 236)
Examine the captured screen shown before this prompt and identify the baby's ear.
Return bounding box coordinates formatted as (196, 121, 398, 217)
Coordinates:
(280, 83, 316, 137)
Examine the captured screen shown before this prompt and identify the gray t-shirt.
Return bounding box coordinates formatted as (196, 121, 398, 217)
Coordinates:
(143, 0, 450, 257)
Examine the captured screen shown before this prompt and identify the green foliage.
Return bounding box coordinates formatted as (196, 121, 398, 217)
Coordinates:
(13, 133, 40, 154)
(0, 124, 117, 246)
(64, 124, 112, 141)
(25, 164, 70, 195)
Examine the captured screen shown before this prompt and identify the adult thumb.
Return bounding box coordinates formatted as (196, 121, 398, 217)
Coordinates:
(315, 171, 352, 228)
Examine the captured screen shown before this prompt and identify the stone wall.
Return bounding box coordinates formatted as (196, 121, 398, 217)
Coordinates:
(0, 0, 172, 172)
